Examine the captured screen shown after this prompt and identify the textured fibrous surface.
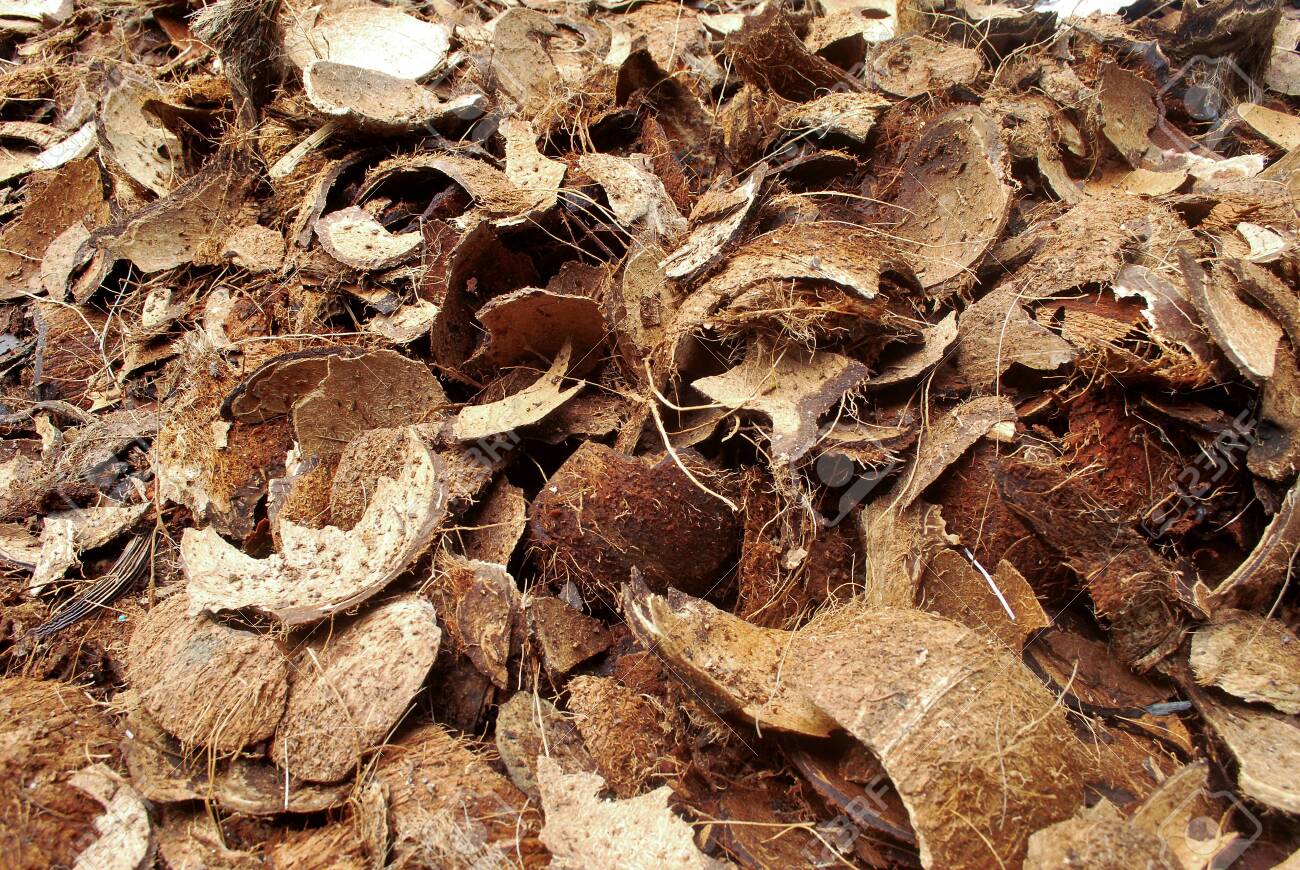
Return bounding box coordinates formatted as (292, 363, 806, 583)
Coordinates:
(183, 429, 447, 625)
(529, 441, 738, 603)
(126, 594, 289, 751)
(787, 606, 1086, 869)
(271, 597, 441, 782)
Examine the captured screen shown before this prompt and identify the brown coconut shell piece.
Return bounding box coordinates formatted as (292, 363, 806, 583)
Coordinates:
(125, 594, 289, 752)
(271, 596, 441, 783)
(1190, 609, 1300, 714)
(302, 61, 483, 133)
(122, 709, 349, 814)
(691, 341, 868, 463)
(1024, 800, 1175, 870)
(494, 692, 596, 801)
(314, 206, 422, 271)
(374, 723, 546, 869)
(1, 677, 119, 869)
(526, 595, 612, 678)
(623, 579, 838, 737)
(881, 107, 1011, 291)
(454, 340, 582, 441)
(786, 606, 1086, 869)
(182, 429, 447, 625)
(1188, 684, 1300, 815)
(68, 764, 154, 870)
(528, 441, 738, 605)
(281, 3, 450, 79)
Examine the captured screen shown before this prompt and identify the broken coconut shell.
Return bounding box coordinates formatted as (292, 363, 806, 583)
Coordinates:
(1190, 610, 1300, 714)
(691, 341, 868, 463)
(537, 756, 723, 870)
(882, 107, 1012, 290)
(786, 605, 1086, 869)
(125, 595, 289, 752)
(182, 428, 447, 625)
(623, 580, 838, 736)
(282, 3, 450, 79)
(529, 441, 738, 605)
(302, 61, 484, 133)
(271, 596, 441, 782)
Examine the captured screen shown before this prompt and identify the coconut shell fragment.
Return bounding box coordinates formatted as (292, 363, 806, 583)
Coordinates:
(623, 580, 837, 736)
(282, 3, 450, 79)
(1190, 686, 1300, 815)
(529, 441, 738, 605)
(881, 107, 1011, 290)
(183, 429, 447, 625)
(1190, 610, 1300, 714)
(125, 595, 289, 752)
(691, 341, 868, 462)
(272, 596, 441, 782)
(537, 756, 724, 870)
(69, 764, 153, 870)
(787, 606, 1086, 869)
(303, 61, 483, 133)
(122, 709, 350, 815)
(375, 723, 545, 869)
(315, 206, 423, 270)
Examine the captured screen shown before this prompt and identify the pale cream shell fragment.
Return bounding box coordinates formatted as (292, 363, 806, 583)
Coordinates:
(303, 61, 483, 132)
(271, 596, 441, 782)
(283, 3, 450, 79)
(182, 429, 447, 625)
(315, 206, 423, 270)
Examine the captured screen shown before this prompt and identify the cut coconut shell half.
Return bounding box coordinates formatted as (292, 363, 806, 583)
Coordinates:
(303, 61, 483, 133)
(282, 3, 450, 79)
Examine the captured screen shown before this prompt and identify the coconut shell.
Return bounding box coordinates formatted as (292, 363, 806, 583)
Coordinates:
(126, 594, 289, 752)
(623, 580, 837, 737)
(537, 757, 724, 870)
(271, 596, 441, 782)
(787, 606, 1086, 869)
(183, 429, 447, 625)
(692, 341, 868, 463)
(122, 709, 349, 815)
(1191, 610, 1300, 714)
(885, 107, 1011, 290)
(454, 340, 582, 441)
(374, 723, 545, 869)
(303, 61, 482, 133)
(315, 206, 422, 270)
(528, 441, 738, 605)
(282, 4, 450, 79)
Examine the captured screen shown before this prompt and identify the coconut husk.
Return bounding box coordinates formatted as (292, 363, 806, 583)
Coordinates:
(125, 594, 289, 752)
(122, 708, 350, 815)
(183, 428, 447, 624)
(494, 692, 596, 801)
(271, 595, 441, 782)
(1190, 609, 1300, 714)
(786, 606, 1086, 869)
(691, 340, 868, 463)
(537, 757, 724, 870)
(528, 441, 738, 605)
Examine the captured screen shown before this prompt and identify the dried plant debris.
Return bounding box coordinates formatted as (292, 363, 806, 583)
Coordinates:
(125, 594, 289, 751)
(272, 596, 441, 782)
(537, 757, 723, 870)
(1190, 610, 1300, 714)
(692, 341, 868, 462)
(183, 428, 447, 624)
(787, 606, 1086, 868)
(5, 0, 1300, 864)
